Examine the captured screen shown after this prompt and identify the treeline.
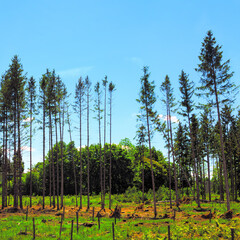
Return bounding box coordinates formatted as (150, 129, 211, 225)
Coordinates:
(15, 141, 167, 197)
(136, 30, 238, 216)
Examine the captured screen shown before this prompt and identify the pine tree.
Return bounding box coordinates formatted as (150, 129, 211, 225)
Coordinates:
(26, 76, 37, 207)
(160, 75, 179, 207)
(74, 76, 85, 209)
(199, 105, 212, 202)
(137, 66, 157, 218)
(178, 70, 201, 207)
(196, 30, 237, 210)
(7, 55, 27, 209)
(108, 81, 115, 209)
(102, 76, 108, 209)
(94, 82, 103, 209)
(85, 76, 91, 210)
(39, 70, 49, 209)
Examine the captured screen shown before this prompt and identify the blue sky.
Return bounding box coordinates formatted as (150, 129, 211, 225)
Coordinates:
(0, 1, 240, 168)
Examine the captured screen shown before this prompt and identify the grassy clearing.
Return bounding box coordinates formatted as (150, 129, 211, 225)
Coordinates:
(1, 195, 240, 239)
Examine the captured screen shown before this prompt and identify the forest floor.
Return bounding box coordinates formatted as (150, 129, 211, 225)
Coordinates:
(0, 196, 240, 239)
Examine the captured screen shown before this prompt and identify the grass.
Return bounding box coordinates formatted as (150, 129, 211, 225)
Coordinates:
(1, 194, 240, 239)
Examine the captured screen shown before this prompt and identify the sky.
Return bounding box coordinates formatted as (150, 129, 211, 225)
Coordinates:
(0, 0, 240, 169)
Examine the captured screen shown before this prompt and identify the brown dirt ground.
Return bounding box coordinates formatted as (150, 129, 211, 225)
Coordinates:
(0, 202, 239, 223)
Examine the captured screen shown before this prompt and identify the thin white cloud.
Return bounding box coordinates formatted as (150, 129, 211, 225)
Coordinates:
(58, 67, 93, 78)
(21, 146, 35, 152)
(158, 114, 179, 123)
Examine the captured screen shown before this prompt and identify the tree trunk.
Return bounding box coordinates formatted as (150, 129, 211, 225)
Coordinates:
(87, 87, 90, 210)
(59, 103, 64, 209)
(168, 109, 179, 207)
(187, 115, 201, 208)
(207, 146, 211, 202)
(79, 98, 83, 209)
(109, 92, 112, 209)
(42, 99, 46, 209)
(30, 103, 33, 207)
(145, 105, 157, 218)
(213, 78, 230, 210)
(55, 110, 60, 210)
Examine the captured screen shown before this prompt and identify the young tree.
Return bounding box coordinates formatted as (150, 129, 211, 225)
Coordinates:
(178, 70, 201, 207)
(0, 73, 12, 209)
(160, 75, 179, 207)
(26, 76, 37, 207)
(108, 81, 115, 209)
(66, 104, 78, 207)
(7, 55, 27, 209)
(74, 76, 85, 209)
(85, 76, 91, 210)
(135, 125, 147, 203)
(94, 82, 103, 209)
(102, 76, 108, 209)
(196, 30, 236, 210)
(199, 105, 212, 202)
(39, 70, 49, 209)
(136, 66, 157, 218)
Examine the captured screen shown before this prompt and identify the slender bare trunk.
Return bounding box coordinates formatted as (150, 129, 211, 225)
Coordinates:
(109, 92, 112, 209)
(59, 103, 64, 209)
(168, 109, 179, 207)
(141, 149, 145, 203)
(49, 124, 52, 207)
(87, 87, 90, 210)
(102, 82, 107, 209)
(213, 79, 230, 210)
(42, 99, 46, 209)
(145, 106, 157, 218)
(17, 100, 23, 209)
(187, 115, 201, 208)
(166, 106, 172, 208)
(79, 98, 83, 209)
(30, 104, 32, 207)
(67, 107, 78, 207)
(207, 146, 211, 202)
(13, 100, 17, 208)
(55, 110, 59, 210)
